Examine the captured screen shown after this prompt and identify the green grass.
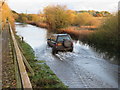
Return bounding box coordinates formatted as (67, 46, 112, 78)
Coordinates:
(16, 35, 68, 88)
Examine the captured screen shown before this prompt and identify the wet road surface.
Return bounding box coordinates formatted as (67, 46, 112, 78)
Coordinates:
(16, 23, 118, 88)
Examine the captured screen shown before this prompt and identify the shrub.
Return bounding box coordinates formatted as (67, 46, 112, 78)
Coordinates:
(44, 5, 70, 31)
(88, 12, 119, 60)
(73, 13, 95, 26)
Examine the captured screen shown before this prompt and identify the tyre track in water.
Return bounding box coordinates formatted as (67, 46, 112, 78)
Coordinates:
(53, 52, 114, 88)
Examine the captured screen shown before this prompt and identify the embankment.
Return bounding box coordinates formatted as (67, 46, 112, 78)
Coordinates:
(27, 21, 48, 29)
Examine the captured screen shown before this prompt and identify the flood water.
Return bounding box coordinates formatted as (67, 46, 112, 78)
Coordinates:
(16, 23, 119, 88)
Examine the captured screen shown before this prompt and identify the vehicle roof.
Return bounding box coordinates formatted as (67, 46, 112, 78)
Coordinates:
(53, 34, 69, 36)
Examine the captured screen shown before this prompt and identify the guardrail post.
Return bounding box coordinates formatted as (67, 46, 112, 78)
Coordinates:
(17, 40, 34, 76)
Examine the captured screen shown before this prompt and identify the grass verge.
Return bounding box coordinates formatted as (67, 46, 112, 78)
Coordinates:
(16, 35, 68, 88)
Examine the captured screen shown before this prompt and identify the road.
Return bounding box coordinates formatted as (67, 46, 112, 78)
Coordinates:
(0, 25, 9, 88)
(16, 23, 119, 88)
(1, 24, 16, 88)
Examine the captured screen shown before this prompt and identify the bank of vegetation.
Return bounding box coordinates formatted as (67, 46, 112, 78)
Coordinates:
(16, 36, 67, 88)
(88, 13, 119, 64)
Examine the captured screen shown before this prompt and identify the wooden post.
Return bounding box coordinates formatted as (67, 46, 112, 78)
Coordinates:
(17, 40, 34, 76)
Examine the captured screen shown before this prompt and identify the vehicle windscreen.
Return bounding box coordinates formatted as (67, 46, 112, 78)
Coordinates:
(50, 36, 56, 41)
(57, 35, 71, 42)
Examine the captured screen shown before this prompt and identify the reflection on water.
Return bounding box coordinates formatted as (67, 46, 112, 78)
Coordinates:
(90, 47, 118, 64)
(16, 23, 47, 49)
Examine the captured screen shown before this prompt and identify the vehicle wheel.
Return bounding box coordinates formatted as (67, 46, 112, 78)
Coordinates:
(47, 44, 50, 47)
(52, 48, 58, 54)
(47, 43, 51, 47)
(69, 48, 73, 52)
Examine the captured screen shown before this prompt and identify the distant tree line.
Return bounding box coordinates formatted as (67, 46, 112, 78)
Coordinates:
(76, 10, 112, 17)
(43, 5, 103, 31)
(12, 11, 46, 23)
(12, 5, 112, 31)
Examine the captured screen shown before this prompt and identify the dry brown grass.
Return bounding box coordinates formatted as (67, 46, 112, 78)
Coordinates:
(80, 26, 97, 29)
(92, 17, 107, 27)
(27, 21, 48, 28)
(60, 28, 94, 35)
(59, 27, 94, 40)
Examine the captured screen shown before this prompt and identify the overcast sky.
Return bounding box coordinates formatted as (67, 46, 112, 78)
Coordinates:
(8, 0, 119, 14)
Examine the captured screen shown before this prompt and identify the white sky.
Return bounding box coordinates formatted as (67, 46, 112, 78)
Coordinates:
(8, 0, 119, 14)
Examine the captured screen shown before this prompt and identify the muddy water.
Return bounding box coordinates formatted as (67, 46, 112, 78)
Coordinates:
(16, 23, 118, 88)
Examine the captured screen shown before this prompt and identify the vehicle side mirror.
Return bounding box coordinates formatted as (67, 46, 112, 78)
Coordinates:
(47, 39, 51, 40)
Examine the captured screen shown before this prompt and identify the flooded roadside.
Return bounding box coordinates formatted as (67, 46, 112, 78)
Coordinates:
(16, 23, 118, 88)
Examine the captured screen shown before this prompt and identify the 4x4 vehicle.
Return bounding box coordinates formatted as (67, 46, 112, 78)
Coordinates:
(47, 34, 73, 54)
